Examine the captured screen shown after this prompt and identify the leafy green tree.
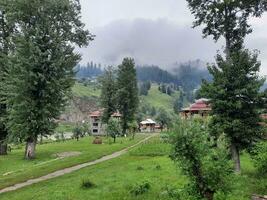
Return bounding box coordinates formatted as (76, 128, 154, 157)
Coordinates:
(5, 0, 92, 159)
(0, 1, 14, 155)
(187, 0, 267, 173)
(117, 58, 139, 135)
(106, 118, 121, 143)
(156, 108, 172, 131)
(72, 125, 83, 141)
(171, 120, 233, 200)
(100, 66, 117, 123)
(201, 50, 265, 172)
(186, 0, 267, 56)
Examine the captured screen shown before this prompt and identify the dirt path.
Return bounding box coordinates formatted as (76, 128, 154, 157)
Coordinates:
(0, 134, 156, 194)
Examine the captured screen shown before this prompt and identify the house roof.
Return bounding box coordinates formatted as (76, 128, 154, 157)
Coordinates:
(181, 98, 211, 112)
(89, 110, 122, 118)
(140, 119, 156, 125)
(89, 110, 102, 117)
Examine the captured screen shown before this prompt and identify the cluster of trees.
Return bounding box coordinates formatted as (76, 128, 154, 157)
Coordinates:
(158, 83, 179, 96)
(136, 65, 180, 85)
(100, 58, 139, 136)
(139, 81, 151, 96)
(0, 0, 92, 159)
(75, 62, 103, 78)
(171, 0, 267, 199)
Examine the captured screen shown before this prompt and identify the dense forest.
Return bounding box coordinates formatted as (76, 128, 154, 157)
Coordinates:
(75, 62, 103, 78)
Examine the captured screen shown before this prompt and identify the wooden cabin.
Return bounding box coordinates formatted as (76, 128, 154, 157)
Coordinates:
(180, 98, 211, 119)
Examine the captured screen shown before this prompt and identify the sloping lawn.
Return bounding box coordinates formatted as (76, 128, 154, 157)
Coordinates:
(141, 84, 180, 113)
(0, 135, 146, 189)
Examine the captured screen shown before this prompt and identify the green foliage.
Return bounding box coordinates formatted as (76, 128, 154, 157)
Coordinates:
(139, 81, 151, 96)
(171, 120, 233, 200)
(81, 179, 96, 189)
(156, 108, 173, 129)
(130, 180, 151, 196)
(99, 66, 117, 123)
(72, 125, 83, 141)
(0, 0, 14, 154)
(186, 0, 267, 53)
(117, 58, 139, 134)
(4, 0, 92, 158)
(106, 118, 122, 143)
(201, 50, 265, 171)
(251, 141, 267, 174)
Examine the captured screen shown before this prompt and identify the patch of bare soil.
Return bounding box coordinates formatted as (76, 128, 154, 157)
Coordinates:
(54, 151, 81, 159)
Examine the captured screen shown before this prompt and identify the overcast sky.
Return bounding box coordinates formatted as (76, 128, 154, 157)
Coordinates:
(78, 0, 267, 75)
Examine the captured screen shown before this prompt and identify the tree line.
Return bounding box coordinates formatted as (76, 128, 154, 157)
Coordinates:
(0, 0, 92, 159)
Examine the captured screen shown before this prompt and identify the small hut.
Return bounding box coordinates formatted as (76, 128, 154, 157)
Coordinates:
(139, 119, 157, 132)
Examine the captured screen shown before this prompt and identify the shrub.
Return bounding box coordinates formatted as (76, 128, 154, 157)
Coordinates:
(170, 120, 233, 200)
(130, 180, 151, 196)
(136, 166, 144, 171)
(155, 164, 161, 170)
(252, 141, 267, 174)
(81, 179, 96, 189)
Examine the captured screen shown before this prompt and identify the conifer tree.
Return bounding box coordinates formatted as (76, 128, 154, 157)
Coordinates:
(6, 0, 92, 159)
(100, 66, 117, 124)
(116, 58, 139, 135)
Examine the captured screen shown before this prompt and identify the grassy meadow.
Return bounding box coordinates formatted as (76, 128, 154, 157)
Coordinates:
(1, 136, 266, 200)
(0, 135, 146, 189)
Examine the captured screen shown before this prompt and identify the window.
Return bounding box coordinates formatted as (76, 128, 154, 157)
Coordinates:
(93, 123, 98, 127)
(93, 129, 98, 133)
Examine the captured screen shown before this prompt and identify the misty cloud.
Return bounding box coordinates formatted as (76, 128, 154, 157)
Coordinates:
(79, 18, 221, 68)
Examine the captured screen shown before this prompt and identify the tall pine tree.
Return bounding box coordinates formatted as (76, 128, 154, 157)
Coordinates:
(117, 58, 139, 135)
(100, 66, 117, 124)
(6, 0, 93, 159)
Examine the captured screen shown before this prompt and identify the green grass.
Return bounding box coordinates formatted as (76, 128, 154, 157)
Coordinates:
(55, 122, 76, 133)
(0, 135, 146, 189)
(141, 84, 180, 113)
(130, 136, 171, 157)
(72, 82, 100, 98)
(1, 137, 266, 200)
(0, 155, 185, 200)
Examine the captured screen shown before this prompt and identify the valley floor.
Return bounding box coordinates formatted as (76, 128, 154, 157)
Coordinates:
(0, 136, 266, 200)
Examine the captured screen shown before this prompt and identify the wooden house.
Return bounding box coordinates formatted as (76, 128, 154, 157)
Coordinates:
(180, 98, 211, 119)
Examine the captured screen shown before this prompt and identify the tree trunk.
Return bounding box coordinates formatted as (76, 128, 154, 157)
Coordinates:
(230, 143, 241, 173)
(0, 142, 7, 155)
(113, 136, 116, 143)
(24, 137, 37, 160)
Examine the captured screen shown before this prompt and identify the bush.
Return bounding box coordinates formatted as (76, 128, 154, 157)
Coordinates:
(155, 164, 161, 170)
(170, 120, 233, 200)
(252, 141, 267, 174)
(130, 180, 151, 196)
(81, 179, 96, 189)
(136, 166, 144, 171)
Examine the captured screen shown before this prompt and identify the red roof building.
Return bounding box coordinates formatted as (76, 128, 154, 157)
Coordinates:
(180, 98, 211, 119)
